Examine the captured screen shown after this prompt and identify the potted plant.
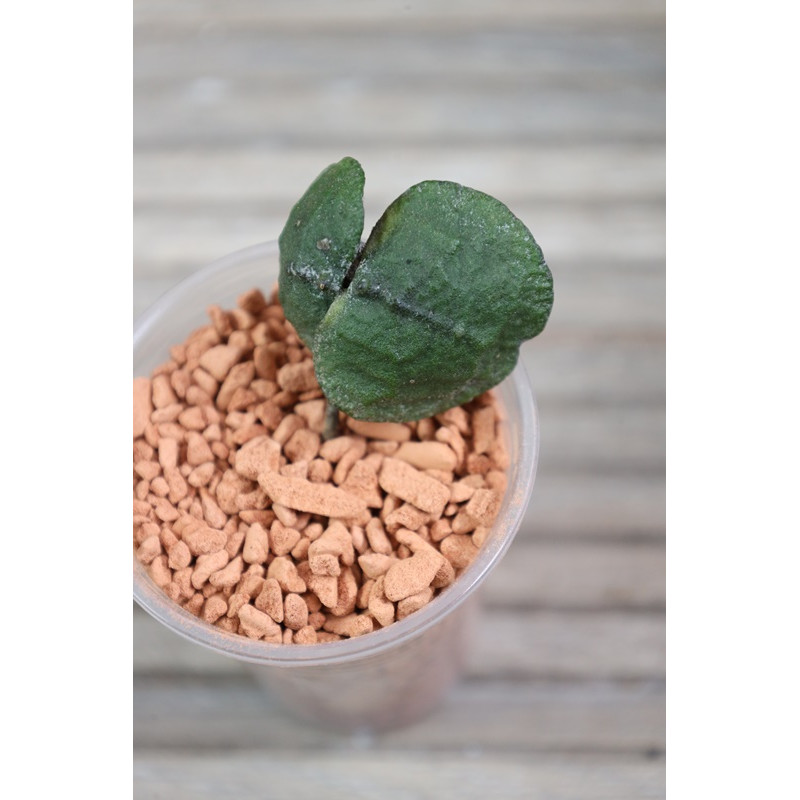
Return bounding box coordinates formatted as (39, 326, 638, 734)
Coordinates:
(133, 157, 553, 731)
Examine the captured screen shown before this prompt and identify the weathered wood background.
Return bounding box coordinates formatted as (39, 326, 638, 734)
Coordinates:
(133, 1, 665, 797)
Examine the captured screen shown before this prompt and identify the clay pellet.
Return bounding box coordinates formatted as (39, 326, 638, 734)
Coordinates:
(255, 577, 284, 622)
(167, 540, 192, 570)
(368, 577, 396, 627)
(270, 521, 301, 556)
(383, 550, 443, 602)
(397, 588, 434, 619)
(319, 435, 354, 463)
(217, 362, 256, 411)
(203, 594, 228, 624)
(339, 460, 383, 508)
(199, 344, 241, 382)
(393, 441, 457, 472)
(329, 567, 358, 617)
(133, 378, 153, 438)
(238, 604, 282, 641)
(149, 555, 172, 587)
(384, 503, 430, 533)
(440, 534, 480, 569)
(378, 458, 449, 517)
(136, 536, 162, 565)
(192, 550, 230, 589)
(323, 613, 374, 638)
(182, 526, 226, 556)
(306, 572, 338, 609)
(464, 488, 501, 527)
(332, 437, 367, 485)
(309, 553, 340, 577)
(308, 521, 354, 566)
(209, 555, 244, 589)
(267, 556, 307, 594)
(431, 557, 456, 589)
(293, 626, 318, 644)
(365, 517, 393, 555)
(258, 472, 368, 518)
(358, 553, 396, 579)
(346, 419, 411, 442)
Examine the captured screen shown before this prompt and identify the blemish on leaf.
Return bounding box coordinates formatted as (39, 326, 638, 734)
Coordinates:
(279, 158, 553, 422)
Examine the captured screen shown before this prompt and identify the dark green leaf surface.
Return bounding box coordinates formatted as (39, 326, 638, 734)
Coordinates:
(314, 180, 553, 420)
(278, 163, 553, 421)
(277, 157, 365, 345)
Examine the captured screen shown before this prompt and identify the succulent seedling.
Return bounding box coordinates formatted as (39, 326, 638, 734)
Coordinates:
(279, 157, 553, 424)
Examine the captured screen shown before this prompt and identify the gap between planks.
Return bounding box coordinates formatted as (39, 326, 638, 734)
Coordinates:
(134, 88, 664, 149)
(133, 0, 666, 33)
(134, 30, 663, 91)
(133, 144, 664, 206)
(134, 676, 664, 754)
(134, 606, 664, 681)
(133, 752, 665, 800)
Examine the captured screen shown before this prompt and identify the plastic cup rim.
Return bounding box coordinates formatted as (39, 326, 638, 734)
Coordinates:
(133, 240, 540, 667)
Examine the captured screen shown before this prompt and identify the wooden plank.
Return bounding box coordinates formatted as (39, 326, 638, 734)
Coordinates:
(133, 606, 663, 681)
(133, 677, 664, 753)
(134, 29, 664, 91)
(519, 338, 664, 406)
(533, 404, 664, 473)
(134, 0, 666, 32)
(523, 469, 664, 540)
(133, 144, 664, 206)
(132, 204, 664, 280)
(133, 85, 664, 148)
(134, 752, 665, 800)
(484, 541, 665, 611)
(467, 611, 664, 680)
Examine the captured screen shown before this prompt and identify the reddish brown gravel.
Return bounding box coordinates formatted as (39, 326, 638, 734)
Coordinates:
(133, 286, 508, 644)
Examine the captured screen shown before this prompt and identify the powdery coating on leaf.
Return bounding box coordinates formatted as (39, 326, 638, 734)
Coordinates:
(312, 178, 553, 421)
(279, 159, 553, 422)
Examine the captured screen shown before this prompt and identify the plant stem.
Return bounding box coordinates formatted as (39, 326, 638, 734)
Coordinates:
(323, 402, 341, 440)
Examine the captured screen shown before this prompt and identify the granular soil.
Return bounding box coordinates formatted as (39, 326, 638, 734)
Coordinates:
(133, 286, 509, 644)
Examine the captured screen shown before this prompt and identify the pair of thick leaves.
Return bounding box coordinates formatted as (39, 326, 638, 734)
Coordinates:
(278, 157, 553, 422)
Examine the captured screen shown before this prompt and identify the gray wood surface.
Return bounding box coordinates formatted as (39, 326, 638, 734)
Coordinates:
(134, 1, 665, 797)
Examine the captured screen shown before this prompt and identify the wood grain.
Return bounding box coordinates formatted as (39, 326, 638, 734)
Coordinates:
(134, 0, 666, 32)
(134, 675, 664, 753)
(133, 144, 664, 205)
(135, 602, 665, 680)
(134, 753, 665, 800)
(133, 0, 665, 796)
(134, 87, 664, 148)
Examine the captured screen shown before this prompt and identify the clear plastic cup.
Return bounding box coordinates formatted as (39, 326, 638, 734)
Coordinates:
(133, 240, 540, 732)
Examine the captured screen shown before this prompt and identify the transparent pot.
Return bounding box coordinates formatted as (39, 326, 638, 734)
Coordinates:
(133, 240, 540, 732)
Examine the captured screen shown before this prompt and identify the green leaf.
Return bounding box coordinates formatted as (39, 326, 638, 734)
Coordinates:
(278, 157, 365, 345)
(312, 180, 553, 421)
